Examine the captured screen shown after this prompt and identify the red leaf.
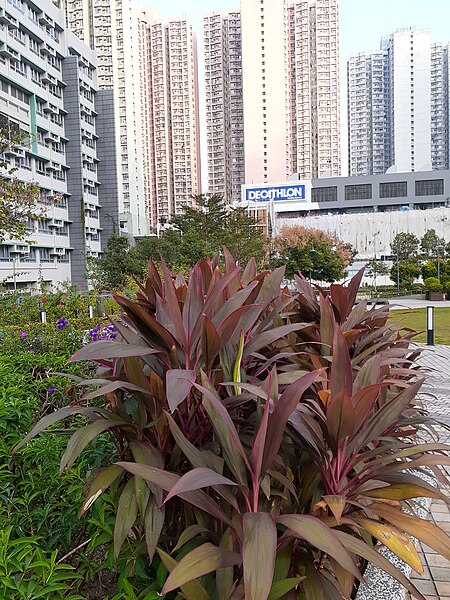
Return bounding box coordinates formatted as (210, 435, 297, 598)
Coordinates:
(345, 268, 364, 315)
(261, 369, 323, 474)
(330, 284, 348, 323)
(330, 324, 353, 400)
(166, 369, 196, 412)
(164, 468, 236, 504)
(201, 315, 221, 369)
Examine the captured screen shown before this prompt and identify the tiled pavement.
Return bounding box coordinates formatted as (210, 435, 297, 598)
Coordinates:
(405, 345, 450, 599)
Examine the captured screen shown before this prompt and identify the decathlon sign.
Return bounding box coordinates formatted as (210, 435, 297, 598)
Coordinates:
(244, 183, 307, 203)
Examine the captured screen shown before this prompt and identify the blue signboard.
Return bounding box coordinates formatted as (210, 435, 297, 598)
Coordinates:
(244, 183, 306, 202)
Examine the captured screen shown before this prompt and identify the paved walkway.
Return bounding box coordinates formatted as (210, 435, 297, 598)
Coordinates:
(405, 345, 450, 599)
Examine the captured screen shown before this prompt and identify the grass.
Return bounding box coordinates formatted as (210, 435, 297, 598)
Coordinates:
(390, 308, 450, 345)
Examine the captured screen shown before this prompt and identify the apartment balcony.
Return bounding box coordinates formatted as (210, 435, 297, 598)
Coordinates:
(0, 43, 19, 61)
(0, 9, 18, 28)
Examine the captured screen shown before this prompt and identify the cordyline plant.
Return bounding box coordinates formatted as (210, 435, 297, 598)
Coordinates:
(15, 250, 450, 600)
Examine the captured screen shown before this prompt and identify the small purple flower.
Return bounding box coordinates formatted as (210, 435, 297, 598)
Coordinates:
(56, 317, 68, 329)
(60, 301, 66, 306)
(20, 331, 27, 339)
(48, 385, 56, 395)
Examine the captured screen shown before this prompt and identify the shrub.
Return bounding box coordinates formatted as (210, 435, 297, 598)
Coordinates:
(424, 277, 443, 292)
(17, 253, 450, 599)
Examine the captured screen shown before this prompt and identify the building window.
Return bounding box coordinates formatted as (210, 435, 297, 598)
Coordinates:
(39, 248, 51, 262)
(312, 186, 338, 203)
(379, 181, 407, 199)
(415, 179, 444, 197)
(0, 246, 11, 262)
(345, 184, 372, 201)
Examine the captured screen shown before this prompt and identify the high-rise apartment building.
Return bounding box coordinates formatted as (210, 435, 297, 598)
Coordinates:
(431, 42, 449, 171)
(347, 51, 387, 176)
(139, 10, 201, 228)
(0, 0, 115, 289)
(287, 0, 340, 180)
(206, 0, 340, 192)
(204, 11, 244, 203)
(348, 28, 441, 176)
(64, 0, 148, 236)
(241, 0, 291, 185)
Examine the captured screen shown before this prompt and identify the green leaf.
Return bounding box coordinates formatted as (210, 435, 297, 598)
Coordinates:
(242, 512, 277, 600)
(268, 577, 305, 600)
(217, 528, 234, 600)
(319, 294, 335, 356)
(81, 464, 123, 515)
(161, 543, 241, 594)
(114, 478, 138, 558)
(157, 548, 209, 600)
(164, 468, 237, 504)
(144, 497, 164, 563)
(13, 406, 103, 453)
(60, 419, 127, 472)
(276, 514, 361, 580)
(173, 525, 210, 554)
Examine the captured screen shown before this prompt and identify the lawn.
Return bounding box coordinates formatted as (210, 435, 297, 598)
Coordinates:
(390, 307, 450, 345)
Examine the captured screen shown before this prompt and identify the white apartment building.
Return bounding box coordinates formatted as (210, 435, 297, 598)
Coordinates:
(203, 11, 244, 203)
(347, 51, 387, 176)
(431, 42, 449, 171)
(139, 10, 201, 228)
(64, 0, 149, 236)
(0, 0, 110, 289)
(348, 28, 441, 176)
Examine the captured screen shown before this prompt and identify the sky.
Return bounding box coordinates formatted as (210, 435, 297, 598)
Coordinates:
(141, 0, 450, 183)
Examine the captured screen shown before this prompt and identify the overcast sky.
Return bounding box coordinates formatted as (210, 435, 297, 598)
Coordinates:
(141, 0, 450, 184)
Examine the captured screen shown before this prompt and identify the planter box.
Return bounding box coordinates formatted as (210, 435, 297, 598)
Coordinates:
(426, 291, 444, 301)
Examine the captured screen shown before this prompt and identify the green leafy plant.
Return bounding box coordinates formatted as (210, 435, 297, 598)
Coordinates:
(0, 527, 83, 599)
(423, 277, 443, 293)
(16, 252, 450, 599)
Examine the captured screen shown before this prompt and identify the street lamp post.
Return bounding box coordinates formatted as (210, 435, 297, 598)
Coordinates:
(437, 244, 442, 282)
(396, 250, 400, 296)
(309, 242, 315, 283)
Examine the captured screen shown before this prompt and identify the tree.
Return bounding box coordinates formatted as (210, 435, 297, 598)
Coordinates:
(365, 258, 389, 293)
(421, 260, 438, 281)
(222, 207, 266, 267)
(128, 195, 268, 272)
(390, 233, 420, 262)
(90, 233, 131, 290)
(420, 229, 445, 260)
(389, 260, 420, 290)
(272, 226, 355, 282)
(0, 122, 42, 242)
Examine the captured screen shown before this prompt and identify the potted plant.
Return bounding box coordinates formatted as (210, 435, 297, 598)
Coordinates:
(15, 252, 450, 599)
(424, 276, 443, 300)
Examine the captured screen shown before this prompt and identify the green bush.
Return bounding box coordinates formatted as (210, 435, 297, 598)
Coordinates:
(424, 277, 443, 292)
